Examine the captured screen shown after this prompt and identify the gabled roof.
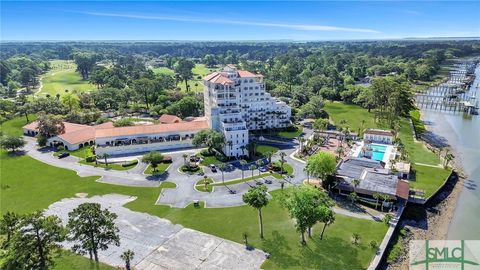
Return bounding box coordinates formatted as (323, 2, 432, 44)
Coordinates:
(23, 121, 96, 144)
(203, 72, 233, 85)
(159, 114, 182, 124)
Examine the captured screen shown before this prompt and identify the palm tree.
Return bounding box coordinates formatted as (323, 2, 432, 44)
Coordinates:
(373, 192, 381, 210)
(203, 175, 210, 192)
(319, 208, 335, 240)
(279, 151, 287, 175)
(352, 179, 361, 193)
(120, 250, 135, 270)
(240, 159, 248, 183)
(443, 149, 454, 168)
(249, 164, 256, 179)
(352, 233, 360, 245)
(265, 151, 274, 167)
(242, 185, 269, 239)
(255, 159, 264, 177)
(101, 153, 109, 167)
(380, 194, 390, 212)
(348, 192, 359, 204)
(336, 146, 344, 159)
(218, 163, 226, 186)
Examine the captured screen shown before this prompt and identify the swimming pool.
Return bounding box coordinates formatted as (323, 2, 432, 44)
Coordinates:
(371, 144, 386, 161)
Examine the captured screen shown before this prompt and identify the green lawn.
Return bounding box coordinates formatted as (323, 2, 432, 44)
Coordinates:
(409, 110, 426, 135)
(37, 60, 95, 97)
(144, 163, 171, 175)
(277, 125, 304, 139)
(398, 118, 441, 165)
(78, 159, 138, 171)
(256, 144, 280, 156)
(1, 149, 386, 269)
(53, 250, 115, 270)
(195, 178, 214, 192)
(410, 164, 451, 197)
(323, 102, 386, 132)
(152, 67, 174, 75)
(0, 114, 36, 136)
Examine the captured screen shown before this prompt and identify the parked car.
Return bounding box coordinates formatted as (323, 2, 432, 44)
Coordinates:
(210, 164, 217, 172)
(58, 152, 70, 159)
(259, 166, 268, 172)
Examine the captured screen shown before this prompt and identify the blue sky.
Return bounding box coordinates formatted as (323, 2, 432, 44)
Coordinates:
(1, 1, 479, 40)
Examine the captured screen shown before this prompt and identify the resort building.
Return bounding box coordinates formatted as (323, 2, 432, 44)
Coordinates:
(203, 65, 291, 157)
(23, 116, 209, 155)
(363, 129, 395, 144)
(334, 157, 410, 204)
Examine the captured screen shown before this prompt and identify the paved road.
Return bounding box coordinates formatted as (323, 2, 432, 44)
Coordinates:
(24, 137, 307, 208)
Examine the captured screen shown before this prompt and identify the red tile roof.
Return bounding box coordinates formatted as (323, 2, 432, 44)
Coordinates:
(159, 114, 182, 124)
(95, 119, 209, 139)
(23, 121, 96, 144)
(94, 122, 114, 129)
(237, 70, 262, 78)
(396, 180, 410, 200)
(203, 72, 233, 85)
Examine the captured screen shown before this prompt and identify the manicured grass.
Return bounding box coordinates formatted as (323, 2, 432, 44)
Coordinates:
(271, 162, 294, 178)
(159, 181, 177, 189)
(152, 67, 174, 75)
(200, 155, 222, 165)
(323, 102, 386, 132)
(410, 164, 451, 197)
(210, 173, 271, 186)
(276, 125, 303, 139)
(1, 150, 386, 269)
(179, 165, 203, 174)
(78, 159, 138, 171)
(256, 145, 279, 156)
(54, 146, 94, 158)
(53, 250, 115, 270)
(409, 110, 426, 135)
(195, 178, 214, 192)
(0, 114, 36, 136)
(398, 118, 441, 165)
(38, 60, 95, 97)
(144, 163, 170, 175)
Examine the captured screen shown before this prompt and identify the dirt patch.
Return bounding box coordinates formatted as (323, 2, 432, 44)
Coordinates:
(75, 193, 88, 198)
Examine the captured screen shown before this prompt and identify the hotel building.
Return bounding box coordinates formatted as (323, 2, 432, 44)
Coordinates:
(203, 65, 291, 157)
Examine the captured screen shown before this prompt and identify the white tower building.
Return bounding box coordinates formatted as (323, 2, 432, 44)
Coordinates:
(204, 65, 291, 157)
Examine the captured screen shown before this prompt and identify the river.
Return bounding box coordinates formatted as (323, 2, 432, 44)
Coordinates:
(420, 64, 480, 240)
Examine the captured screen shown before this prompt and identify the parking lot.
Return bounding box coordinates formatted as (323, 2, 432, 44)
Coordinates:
(45, 194, 267, 269)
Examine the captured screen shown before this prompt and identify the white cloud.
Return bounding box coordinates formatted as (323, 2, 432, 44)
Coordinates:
(82, 11, 381, 34)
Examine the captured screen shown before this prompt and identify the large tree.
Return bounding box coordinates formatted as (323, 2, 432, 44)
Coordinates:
(192, 129, 225, 154)
(0, 136, 26, 152)
(36, 113, 65, 137)
(133, 78, 155, 109)
(73, 52, 97, 80)
(8, 212, 65, 270)
(142, 151, 164, 172)
(242, 185, 269, 239)
(67, 203, 120, 262)
(0, 211, 20, 244)
(305, 152, 337, 182)
(174, 59, 195, 91)
(282, 186, 332, 244)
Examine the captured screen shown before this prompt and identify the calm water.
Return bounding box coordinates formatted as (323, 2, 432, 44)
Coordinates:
(421, 65, 480, 240)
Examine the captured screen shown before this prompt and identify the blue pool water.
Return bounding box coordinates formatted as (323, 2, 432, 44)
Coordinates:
(371, 144, 386, 161)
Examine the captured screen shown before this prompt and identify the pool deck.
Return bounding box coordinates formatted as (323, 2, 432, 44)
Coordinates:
(350, 140, 396, 167)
